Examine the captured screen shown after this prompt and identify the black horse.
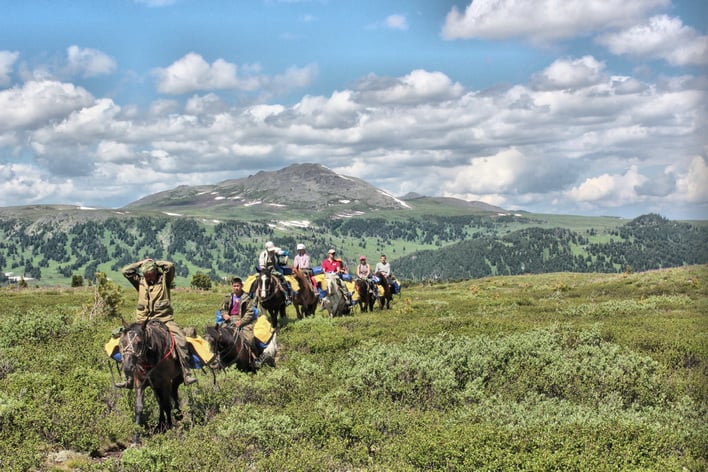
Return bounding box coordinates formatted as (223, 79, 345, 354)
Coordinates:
(118, 319, 183, 443)
(253, 267, 288, 328)
(375, 272, 393, 310)
(203, 323, 256, 373)
(292, 267, 318, 319)
(355, 277, 376, 312)
(203, 323, 277, 372)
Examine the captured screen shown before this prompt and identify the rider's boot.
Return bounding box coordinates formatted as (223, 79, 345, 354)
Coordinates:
(179, 353, 198, 385)
(182, 365, 198, 385)
(286, 283, 293, 305)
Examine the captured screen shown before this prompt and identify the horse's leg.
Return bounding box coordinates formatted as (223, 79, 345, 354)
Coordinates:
(154, 384, 172, 431)
(132, 383, 144, 444)
(172, 378, 182, 421)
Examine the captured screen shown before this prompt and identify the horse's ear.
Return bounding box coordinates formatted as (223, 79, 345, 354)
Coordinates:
(121, 316, 129, 329)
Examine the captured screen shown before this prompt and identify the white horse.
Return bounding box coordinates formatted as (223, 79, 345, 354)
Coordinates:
(320, 272, 351, 317)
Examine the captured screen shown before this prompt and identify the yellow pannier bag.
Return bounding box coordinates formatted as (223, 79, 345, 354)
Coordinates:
(253, 315, 274, 345)
(104, 336, 120, 358)
(186, 335, 215, 365)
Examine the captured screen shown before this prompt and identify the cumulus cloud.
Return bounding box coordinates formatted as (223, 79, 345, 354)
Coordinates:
(0, 50, 19, 86)
(532, 56, 606, 90)
(445, 148, 580, 196)
(0, 163, 76, 204)
(0, 62, 705, 218)
(385, 14, 408, 31)
(65, 46, 117, 78)
(0, 80, 94, 131)
(597, 15, 708, 66)
(674, 156, 708, 203)
(565, 165, 648, 207)
(355, 69, 465, 105)
(153, 52, 317, 96)
(441, 0, 670, 42)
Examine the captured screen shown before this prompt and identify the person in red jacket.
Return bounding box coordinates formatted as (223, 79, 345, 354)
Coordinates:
(321, 249, 351, 305)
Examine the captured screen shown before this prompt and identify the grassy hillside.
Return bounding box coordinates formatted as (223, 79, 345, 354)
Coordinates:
(0, 265, 706, 471)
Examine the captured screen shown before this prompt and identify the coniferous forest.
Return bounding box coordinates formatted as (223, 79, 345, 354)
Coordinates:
(0, 211, 706, 286)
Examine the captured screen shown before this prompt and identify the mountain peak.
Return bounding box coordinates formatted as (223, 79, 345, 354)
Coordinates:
(125, 163, 411, 215)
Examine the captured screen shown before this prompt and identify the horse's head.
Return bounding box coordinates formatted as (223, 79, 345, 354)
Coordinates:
(355, 278, 367, 292)
(203, 325, 222, 369)
(258, 268, 273, 299)
(204, 324, 237, 369)
(119, 322, 147, 379)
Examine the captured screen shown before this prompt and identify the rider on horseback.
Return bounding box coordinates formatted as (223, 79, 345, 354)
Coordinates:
(220, 276, 269, 368)
(322, 248, 353, 306)
(258, 241, 293, 304)
(293, 243, 317, 289)
(116, 258, 198, 388)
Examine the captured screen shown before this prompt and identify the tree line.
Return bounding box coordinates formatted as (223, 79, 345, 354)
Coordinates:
(0, 212, 705, 285)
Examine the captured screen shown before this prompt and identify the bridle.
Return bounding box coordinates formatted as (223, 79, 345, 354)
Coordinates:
(212, 325, 252, 369)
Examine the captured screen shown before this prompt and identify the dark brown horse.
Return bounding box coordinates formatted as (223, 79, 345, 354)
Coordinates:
(203, 324, 256, 373)
(253, 267, 288, 328)
(354, 277, 376, 312)
(118, 320, 183, 443)
(292, 267, 318, 319)
(375, 272, 393, 310)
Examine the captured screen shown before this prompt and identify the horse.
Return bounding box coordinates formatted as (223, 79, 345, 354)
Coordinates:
(292, 267, 318, 319)
(203, 323, 256, 373)
(253, 267, 288, 328)
(354, 277, 376, 312)
(321, 272, 351, 317)
(374, 272, 393, 310)
(118, 319, 183, 443)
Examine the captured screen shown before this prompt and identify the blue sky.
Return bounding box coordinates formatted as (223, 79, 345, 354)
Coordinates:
(0, 0, 706, 220)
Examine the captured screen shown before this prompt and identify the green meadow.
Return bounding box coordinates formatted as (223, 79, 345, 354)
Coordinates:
(0, 265, 706, 471)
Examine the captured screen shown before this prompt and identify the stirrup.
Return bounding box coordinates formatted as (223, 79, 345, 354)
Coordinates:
(183, 374, 198, 385)
(114, 379, 133, 389)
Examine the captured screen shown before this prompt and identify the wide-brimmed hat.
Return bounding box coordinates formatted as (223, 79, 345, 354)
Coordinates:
(265, 241, 275, 250)
(297, 243, 305, 250)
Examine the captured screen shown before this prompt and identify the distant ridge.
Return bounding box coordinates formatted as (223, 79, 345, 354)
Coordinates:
(400, 192, 506, 214)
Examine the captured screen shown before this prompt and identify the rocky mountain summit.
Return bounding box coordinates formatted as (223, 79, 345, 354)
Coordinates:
(125, 163, 411, 214)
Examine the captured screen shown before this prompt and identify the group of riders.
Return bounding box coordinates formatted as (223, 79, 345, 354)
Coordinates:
(114, 242, 399, 389)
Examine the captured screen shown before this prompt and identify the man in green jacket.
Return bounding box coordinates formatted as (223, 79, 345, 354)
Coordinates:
(115, 258, 197, 388)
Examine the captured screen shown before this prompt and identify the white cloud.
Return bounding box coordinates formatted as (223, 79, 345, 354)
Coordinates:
(154, 53, 259, 94)
(533, 56, 606, 90)
(0, 80, 94, 131)
(674, 156, 708, 203)
(65, 45, 117, 78)
(385, 14, 408, 31)
(0, 163, 76, 204)
(597, 15, 708, 66)
(441, 0, 670, 42)
(356, 69, 465, 105)
(0, 50, 19, 86)
(0, 63, 704, 218)
(154, 53, 316, 96)
(565, 165, 647, 206)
